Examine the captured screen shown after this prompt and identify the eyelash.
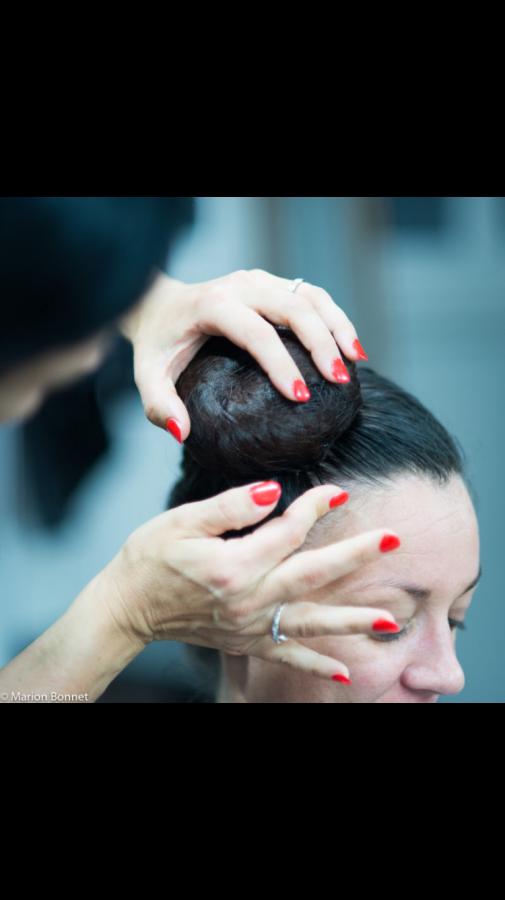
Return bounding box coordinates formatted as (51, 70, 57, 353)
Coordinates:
(373, 619, 467, 642)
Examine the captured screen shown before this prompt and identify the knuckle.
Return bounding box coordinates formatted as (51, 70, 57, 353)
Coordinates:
(285, 525, 306, 552)
(220, 597, 252, 625)
(295, 619, 317, 640)
(209, 559, 247, 597)
(313, 285, 333, 305)
(220, 603, 243, 624)
(216, 496, 240, 532)
(300, 567, 323, 591)
(219, 269, 248, 288)
(143, 403, 159, 426)
(230, 599, 254, 622)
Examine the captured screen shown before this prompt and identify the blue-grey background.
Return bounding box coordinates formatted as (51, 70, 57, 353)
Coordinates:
(0, 197, 502, 702)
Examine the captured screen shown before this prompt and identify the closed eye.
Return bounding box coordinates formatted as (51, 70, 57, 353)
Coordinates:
(373, 618, 467, 643)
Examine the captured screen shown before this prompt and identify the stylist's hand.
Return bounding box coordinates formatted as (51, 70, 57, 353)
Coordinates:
(120, 269, 369, 443)
(103, 482, 400, 683)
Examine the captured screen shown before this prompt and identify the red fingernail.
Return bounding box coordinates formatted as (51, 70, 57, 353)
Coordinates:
(332, 359, 351, 383)
(166, 418, 182, 443)
(293, 379, 311, 402)
(379, 534, 401, 553)
(373, 619, 401, 632)
(249, 481, 282, 506)
(332, 674, 352, 684)
(353, 338, 369, 361)
(329, 491, 349, 509)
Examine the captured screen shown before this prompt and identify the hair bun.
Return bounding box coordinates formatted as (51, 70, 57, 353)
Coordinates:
(175, 326, 362, 480)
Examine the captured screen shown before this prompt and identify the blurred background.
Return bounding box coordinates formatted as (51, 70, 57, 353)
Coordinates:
(0, 197, 503, 702)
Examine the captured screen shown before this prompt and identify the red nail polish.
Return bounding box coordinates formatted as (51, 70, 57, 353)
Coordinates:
(166, 418, 182, 443)
(353, 338, 369, 361)
(293, 379, 311, 402)
(379, 534, 401, 553)
(332, 359, 351, 383)
(329, 491, 349, 509)
(332, 674, 352, 684)
(249, 481, 282, 506)
(373, 619, 401, 632)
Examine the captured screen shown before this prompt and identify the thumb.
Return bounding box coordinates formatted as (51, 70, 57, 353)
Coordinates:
(135, 362, 191, 442)
(168, 481, 284, 539)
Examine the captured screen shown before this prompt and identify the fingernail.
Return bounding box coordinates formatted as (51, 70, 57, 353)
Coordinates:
(332, 359, 351, 383)
(249, 481, 282, 506)
(379, 534, 401, 553)
(166, 418, 182, 443)
(329, 491, 349, 509)
(332, 673, 352, 684)
(373, 618, 401, 632)
(293, 379, 311, 402)
(353, 338, 369, 361)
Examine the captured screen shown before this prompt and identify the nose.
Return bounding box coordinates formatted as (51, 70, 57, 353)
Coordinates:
(400, 621, 466, 697)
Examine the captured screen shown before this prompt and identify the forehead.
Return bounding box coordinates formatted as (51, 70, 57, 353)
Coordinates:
(308, 473, 480, 600)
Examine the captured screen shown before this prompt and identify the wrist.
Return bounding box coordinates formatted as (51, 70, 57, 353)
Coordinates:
(118, 268, 184, 344)
(52, 567, 148, 701)
(0, 568, 147, 703)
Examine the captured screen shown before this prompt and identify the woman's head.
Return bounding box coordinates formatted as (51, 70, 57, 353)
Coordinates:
(167, 328, 480, 703)
(0, 197, 193, 422)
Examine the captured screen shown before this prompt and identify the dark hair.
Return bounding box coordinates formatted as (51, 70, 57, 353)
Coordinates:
(168, 327, 469, 514)
(166, 327, 472, 699)
(0, 197, 194, 372)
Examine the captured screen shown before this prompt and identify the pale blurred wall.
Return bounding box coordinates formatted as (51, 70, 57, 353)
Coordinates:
(0, 197, 502, 701)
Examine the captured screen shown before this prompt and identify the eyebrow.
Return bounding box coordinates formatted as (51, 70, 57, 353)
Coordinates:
(366, 563, 483, 603)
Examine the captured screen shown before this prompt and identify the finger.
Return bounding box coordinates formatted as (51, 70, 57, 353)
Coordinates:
(275, 602, 400, 638)
(259, 636, 352, 684)
(226, 484, 350, 583)
(253, 287, 353, 385)
(247, 269, 368, 364)
(134, 356, 192, 441)
(207, 302, 312, 403)
(302, 285, 368, 363)
(167, 480, 284, 539)
(260, 528, 402, 605)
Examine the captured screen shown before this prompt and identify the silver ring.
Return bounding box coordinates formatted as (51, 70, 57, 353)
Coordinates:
(289, 278, 304, 294)
(271, 604, 288, 644)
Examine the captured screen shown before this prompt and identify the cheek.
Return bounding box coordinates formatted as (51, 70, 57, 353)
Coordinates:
(245, 657, 331, 703)
(302, 636, 406, 700)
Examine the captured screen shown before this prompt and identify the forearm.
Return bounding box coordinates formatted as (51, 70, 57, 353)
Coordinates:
(0, 568, 146, 703)
(118, 268, 184, 344)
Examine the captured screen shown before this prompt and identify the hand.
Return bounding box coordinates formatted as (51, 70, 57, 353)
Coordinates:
(120, 268, 369, 442)
(102, 481, 400, 683)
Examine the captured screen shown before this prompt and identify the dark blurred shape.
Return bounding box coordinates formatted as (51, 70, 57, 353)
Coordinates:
(387, 197, 446, 233)
(9, 197, 196, 527)
(98, 673, 215, 703)
(18, 336, 134, 528)
(0, 197, 195, 373)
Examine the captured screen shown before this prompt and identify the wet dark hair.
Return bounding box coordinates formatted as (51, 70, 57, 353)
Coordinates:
(166, 327, 472, 700)
(0, 197, 193, 372)
(169, 327, 470, 514)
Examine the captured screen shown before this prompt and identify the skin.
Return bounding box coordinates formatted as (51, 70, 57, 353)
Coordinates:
(1, 268, 365, 429)
(218, 472, 480, 703)
(0, 263, 373, 700)
(0, 331, 112, 423)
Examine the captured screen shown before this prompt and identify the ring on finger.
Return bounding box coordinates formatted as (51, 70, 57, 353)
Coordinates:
(288, 278, 304, 294)
(271, 604, 289, 644)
